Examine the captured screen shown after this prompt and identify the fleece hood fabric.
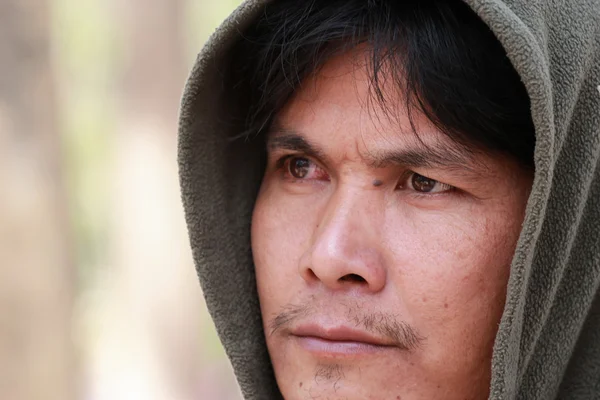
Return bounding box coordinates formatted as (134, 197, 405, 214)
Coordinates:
(178, 0, 600, 398)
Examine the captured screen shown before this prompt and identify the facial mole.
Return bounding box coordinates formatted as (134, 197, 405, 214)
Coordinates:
(372, 179, 383, 187)
(299, 382, 303, 388)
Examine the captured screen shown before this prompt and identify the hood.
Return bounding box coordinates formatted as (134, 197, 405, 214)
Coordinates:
(178, 0, 600, 398)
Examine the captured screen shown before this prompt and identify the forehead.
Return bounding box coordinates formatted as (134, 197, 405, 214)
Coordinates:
(273, 49, 475, 166)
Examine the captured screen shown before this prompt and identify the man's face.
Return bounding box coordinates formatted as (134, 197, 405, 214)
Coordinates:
(251, 50, 532, 400)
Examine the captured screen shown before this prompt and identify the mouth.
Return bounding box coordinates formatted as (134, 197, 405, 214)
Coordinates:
(290, 324, 398, 357)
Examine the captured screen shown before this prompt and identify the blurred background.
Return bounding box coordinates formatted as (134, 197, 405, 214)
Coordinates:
(0, 0, 244, 399)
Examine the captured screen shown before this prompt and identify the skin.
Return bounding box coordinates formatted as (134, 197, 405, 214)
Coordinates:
(251, 50, 533, 400)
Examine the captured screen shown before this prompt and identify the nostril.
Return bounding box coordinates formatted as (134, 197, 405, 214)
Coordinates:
(339, 273, 367, 283)
(306, 269, 319, 280)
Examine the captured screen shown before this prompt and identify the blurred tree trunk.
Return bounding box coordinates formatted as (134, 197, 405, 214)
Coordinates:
(89, 0, 230, 399)
(0, 1, 75, 400)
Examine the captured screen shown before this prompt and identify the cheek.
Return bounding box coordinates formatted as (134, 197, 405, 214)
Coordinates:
(251, 182, 318, 313)
(378, 205, 521, 384)
(390, 204, 521, 345)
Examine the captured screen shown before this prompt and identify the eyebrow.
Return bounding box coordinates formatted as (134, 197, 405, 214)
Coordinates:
(267, 127, 478, 172)
(267, 128, 330, 161)
(365, 142, 476, 171)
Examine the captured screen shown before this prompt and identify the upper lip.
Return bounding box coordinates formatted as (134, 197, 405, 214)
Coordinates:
(290, 324, 396, 347)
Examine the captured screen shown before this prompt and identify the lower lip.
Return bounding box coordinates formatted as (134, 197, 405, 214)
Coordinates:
(293, 335, 391, 357)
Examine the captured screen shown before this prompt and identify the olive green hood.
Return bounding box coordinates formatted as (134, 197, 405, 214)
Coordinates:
(178, 0, 600, 398)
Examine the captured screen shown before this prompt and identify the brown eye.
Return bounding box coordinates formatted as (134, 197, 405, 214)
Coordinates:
(289, 157, 311, 179)
(412, 174, 437, 192)
(408, 173, 454, 194)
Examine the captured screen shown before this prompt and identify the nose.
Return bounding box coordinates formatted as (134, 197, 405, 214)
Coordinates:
(299, 190, 387, 293)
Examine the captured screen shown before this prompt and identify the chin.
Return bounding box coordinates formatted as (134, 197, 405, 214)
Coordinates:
(270, 343, 490, 400)
(271, 342, 410, 400)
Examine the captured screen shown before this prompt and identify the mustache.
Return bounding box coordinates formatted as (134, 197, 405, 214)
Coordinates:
(269, 301, 424, 351)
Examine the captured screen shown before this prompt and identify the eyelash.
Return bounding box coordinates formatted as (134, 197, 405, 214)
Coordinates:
(274, 154, 296, 170)
(274, 154, 457, 195)
(398, 171, 457, 196)
(275, 154, 328, 182)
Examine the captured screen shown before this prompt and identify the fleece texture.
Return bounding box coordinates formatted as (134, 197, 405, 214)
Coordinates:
(178, 0, 600, 398)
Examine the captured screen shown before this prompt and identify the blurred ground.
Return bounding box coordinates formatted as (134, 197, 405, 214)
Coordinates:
(0, 1, 244, 399)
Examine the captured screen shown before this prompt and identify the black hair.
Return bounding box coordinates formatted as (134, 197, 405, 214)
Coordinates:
(236, 0, 535, 167)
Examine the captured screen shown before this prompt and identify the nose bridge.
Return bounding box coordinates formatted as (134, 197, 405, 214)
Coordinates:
(302, 186, 386, 292)
(319, 188, 372, 247)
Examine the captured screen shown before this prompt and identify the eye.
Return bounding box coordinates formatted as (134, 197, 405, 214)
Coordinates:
(283, 156, 328, 181)
(406, 172, 454, 194)
(289, 157, 311, 179)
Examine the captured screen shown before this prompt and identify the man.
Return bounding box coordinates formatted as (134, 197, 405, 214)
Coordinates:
(178, 0, 600, 399)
